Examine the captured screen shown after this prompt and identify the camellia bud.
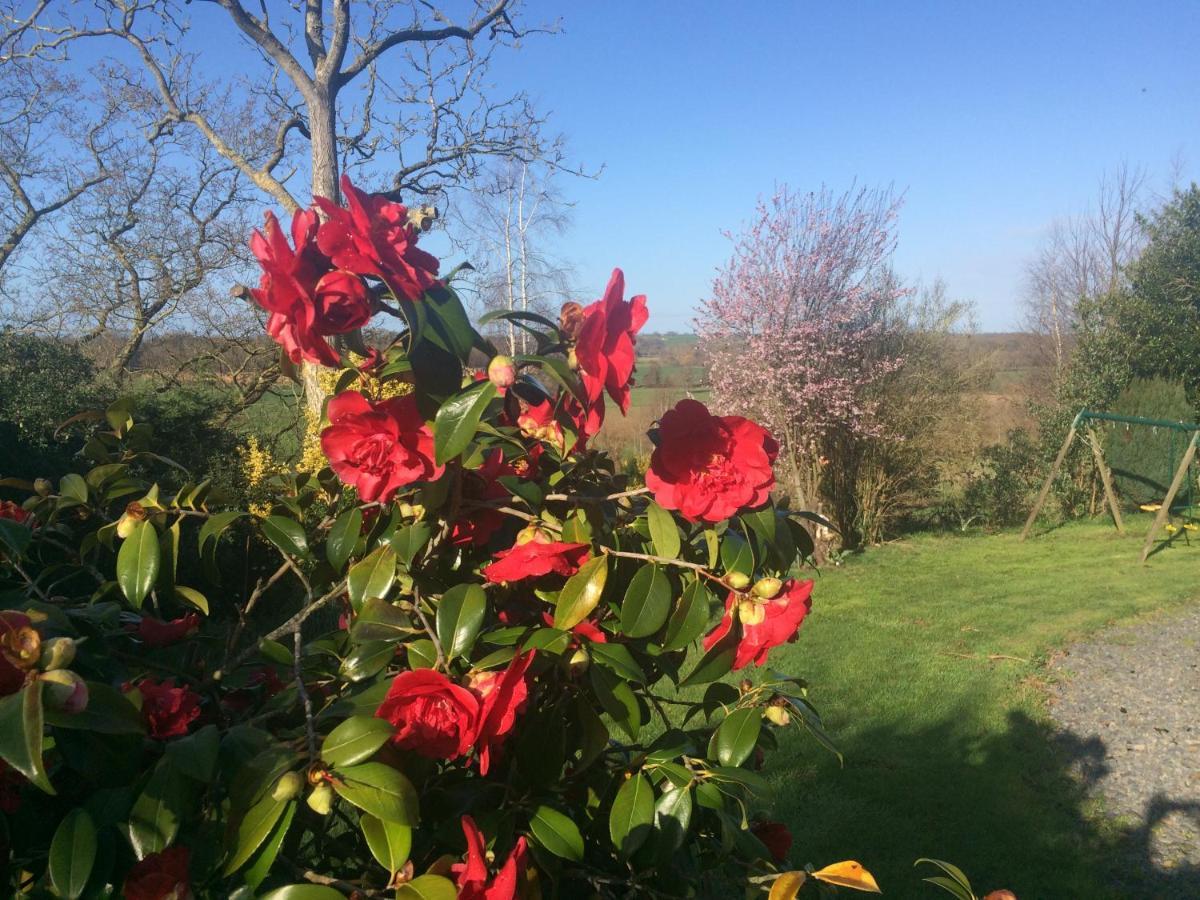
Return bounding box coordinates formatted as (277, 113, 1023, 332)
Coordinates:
(568, 646, 590, 675)
(41, 669, 89, 714)
(764, 705, 791, 727)
(306, 782, 334, 816)
(726, 571, 751, 591)
(751, 577, 783, 600)
(116, 501, 148, 539)
(272, 771, 305, 802)
(566, 346, 579, 371)
(33, 478, 52, 497)
(737, 599, 767, 626)
(38, 637, 76, 671)
(487, 355, 516, 390)
(515, 525, 550, 546)
(739, 679, 754, 694)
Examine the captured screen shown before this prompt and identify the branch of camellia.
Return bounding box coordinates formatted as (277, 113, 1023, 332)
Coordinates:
(598, 546, 729, 587)
(211, 576, 347, 683)
(223, 557, 294, 663)
(543, 486, 650, 504)
(294, 627, 318, 759)
(412, 587, 446, 671)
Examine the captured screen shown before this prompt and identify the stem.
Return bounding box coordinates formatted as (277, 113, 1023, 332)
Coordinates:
(599, 546, 728, 587)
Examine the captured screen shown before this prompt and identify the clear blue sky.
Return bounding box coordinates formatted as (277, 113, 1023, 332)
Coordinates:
(483, 1, 1200, 332)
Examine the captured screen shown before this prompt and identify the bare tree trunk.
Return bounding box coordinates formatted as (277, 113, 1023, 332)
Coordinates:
(302, 85, 340, 420)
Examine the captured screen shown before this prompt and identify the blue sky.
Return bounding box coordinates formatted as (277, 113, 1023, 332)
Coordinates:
(480, 1, 1200, 331)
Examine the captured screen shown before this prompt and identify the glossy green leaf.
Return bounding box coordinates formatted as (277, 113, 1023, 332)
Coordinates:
(713, 708, 762, 767)
(117, 520, 160, 609)
(618, 563, 671, 638)
(244, 799, 296, 891)
(647, 500, 681, 559)
(529, 804, 584, 861)
(609, 772, 654, 857)
(224, 791, 288, 874)
(720, 531, 754, 577)
(387, 521, 432, 567)
(680, 643, 736, 687)
(0, 680, 52, 793)
(261, 886, 349, 900)
(49, 808, 97, 899)
(44, 681, 143, 735)
(590, 665, 642, 741)
(589, 642, 646, 683)
(351, 597, 412, 643)
(198, 510, 243, 554)
(406, 638, 437, 669)
(654, 785, 693, 853)
(332, 762, 419, 825)
(127, 759, 189, 858)
(553, 555, 608, 630)
(347, 544, 397, 613)
(59, 473, 88, 503)
(0, 518, 31, 557)
(395, 874, 458, 900)
(662, 579, 712, 651)
(436, 583, 486, 660)
(260, 516, 309, 558)
(339, 641, 393, 682)
(165, 724, 220, 782)
(361, 813, 413, 875)
(434, 379, 498, 465)
(321, 716, 394, 767)
(325, 507, 362, 572)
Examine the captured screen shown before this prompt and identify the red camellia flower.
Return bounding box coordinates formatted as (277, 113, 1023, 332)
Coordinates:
(0, 611, 38, 696)
(453, 816, 529, 900)
(250, 209, 372, 366)
(321, 391, 442, 503)
(131, 679, 202, 740)
(0, 500, 29, 524)
(703, 579, 814, 670)
(467, 651, 535, 775)
(315, 174, 440, 302)
(481, 535, 590, 584)
(750, 820, 793, 864)
(376, 668, 480, 760)
(129, 614, 200, 648)
(123, 846, 192, 900)
(448, 450, 516, 547)
(645, 398, 778, 523)
(575, 268, 648, 415)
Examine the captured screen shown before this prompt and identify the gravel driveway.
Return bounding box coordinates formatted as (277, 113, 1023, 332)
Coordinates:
(1049, 605, 1200, 898)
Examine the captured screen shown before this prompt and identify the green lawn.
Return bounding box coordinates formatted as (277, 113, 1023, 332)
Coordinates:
(759, 518, 1200, 898)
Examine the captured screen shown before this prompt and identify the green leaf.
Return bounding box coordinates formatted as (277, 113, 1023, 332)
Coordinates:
(339, 641, 393, 683)
(117, 520, 160, 609)
(0, 680, 53, 793)
(434, 379, 498, 465)
(352, 598, 412, 643)
(199, 510, 243, 553)
(405, 639, 437, 669)
(165, 724, 220, 782)
(224, 791, 288, 875)
(59, 473, 88, 504)
(0, 518, 32, 558)
(325, 507, 362, 572)
(680, 643, 735, 687)
(347, 544, 397, 613)
(662, 580, 712, 651)
(618, 563, 671, 638)
(321, 716, 394, 768)
(436, 584, 486, 660)
(529, 805, 585, 861)
(590, 665, 642, 741)
(395, 875, 458, 900)
(44, 681, 143, 735)
(260, 516, 309, 558)
(712, 708, 761, 767)
(553, 555, 608, 630)
(387, 522, 432, 568)
(654, 785, 693, 853)
(720, 531, 754, 576)
(361, 814, 413, 875)
(49, 808, 97, 899)
(156, 521, 179, 594)
(174, 585, 209, 615)
(261, 886, 350, 900)
(647, 501, 681, 559)
(332, 762, 419, 825)
(244, 799, 296, 891)
(589, 642, 646, 683)
(126, 758, 190, 858)
(609, 772, 654, 857)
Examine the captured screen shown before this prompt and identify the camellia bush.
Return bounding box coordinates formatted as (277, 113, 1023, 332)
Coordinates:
(0, 177, 881, 899)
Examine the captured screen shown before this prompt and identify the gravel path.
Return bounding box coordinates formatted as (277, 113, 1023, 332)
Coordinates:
(1049, 605, 1200, 898)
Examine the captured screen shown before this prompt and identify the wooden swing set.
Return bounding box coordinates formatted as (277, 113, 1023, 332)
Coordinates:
(1020, 408, 1200, 562)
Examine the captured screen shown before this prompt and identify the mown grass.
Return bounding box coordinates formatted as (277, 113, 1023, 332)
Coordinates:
(758, 517, 1200, 898)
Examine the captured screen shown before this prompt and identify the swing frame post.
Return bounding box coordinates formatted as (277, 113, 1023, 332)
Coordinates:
(1140, 431, 1200, 563)
(1020, 418, 1078, 541)
(1085, 426, 1125, 534)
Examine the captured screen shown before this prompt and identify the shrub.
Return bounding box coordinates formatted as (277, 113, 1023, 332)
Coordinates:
(0, 180, 876, 899)
(961, 429, 1046, 528)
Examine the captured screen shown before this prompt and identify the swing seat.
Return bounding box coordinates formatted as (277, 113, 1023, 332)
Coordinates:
(1139, 503, 1162, 512)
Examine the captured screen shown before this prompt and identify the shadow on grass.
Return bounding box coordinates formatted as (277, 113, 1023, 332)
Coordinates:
(768, 709, 1200, 899)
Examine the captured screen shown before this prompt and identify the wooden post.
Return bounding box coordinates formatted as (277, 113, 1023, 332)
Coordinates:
(1021, 425, 1077, 541)
(1086, 427, 1125, 534)
(1140, 432, 1200, 562)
